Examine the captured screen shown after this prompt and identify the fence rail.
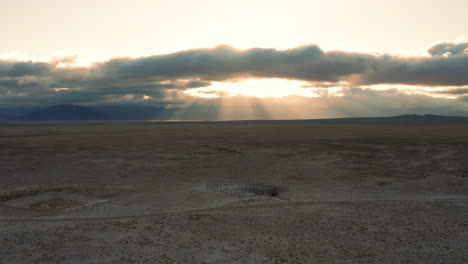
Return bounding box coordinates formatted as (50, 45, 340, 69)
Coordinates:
(206, 181, 288, 197)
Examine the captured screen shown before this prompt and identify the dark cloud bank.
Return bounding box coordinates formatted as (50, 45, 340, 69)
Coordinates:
(0, 42, 467, 119)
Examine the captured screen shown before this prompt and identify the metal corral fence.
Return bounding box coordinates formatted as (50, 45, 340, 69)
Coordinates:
(206, 180, 288, 197)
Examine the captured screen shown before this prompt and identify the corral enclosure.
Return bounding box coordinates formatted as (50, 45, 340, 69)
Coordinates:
(1, 121, 468, 263)
(206, 180, 289, 197)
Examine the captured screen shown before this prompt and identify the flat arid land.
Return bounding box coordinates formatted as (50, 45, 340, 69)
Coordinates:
(1, 122, 468, 263)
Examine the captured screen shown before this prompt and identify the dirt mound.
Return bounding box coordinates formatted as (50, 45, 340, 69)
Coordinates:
(0, 186, 104, 212)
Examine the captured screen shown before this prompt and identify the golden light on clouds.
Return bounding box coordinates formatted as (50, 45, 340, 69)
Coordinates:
(184, 79, 465, 100)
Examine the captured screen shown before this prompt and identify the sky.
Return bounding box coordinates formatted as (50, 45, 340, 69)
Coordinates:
(1, 0, 468, 120)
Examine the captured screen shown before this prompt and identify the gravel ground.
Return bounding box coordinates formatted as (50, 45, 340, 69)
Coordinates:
(1, 122, 467, 263)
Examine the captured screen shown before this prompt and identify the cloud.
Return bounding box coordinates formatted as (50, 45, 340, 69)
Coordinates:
(96, 44, 369, 84)
(88, 42, 468, 86)
(1, 41, 468, 110)
(0, 60, 50, 78)
(433, 88, 468, 95)
(3, 42, 468, 86)
(427, 42, 468, 56)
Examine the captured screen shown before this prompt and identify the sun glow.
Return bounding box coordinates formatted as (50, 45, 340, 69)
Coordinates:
(184, 79, 321, 99)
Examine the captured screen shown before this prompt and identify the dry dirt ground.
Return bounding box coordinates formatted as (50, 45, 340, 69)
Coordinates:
(0, 122, 467, 263)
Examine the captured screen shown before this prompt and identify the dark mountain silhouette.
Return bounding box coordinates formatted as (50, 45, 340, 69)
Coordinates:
(19, 104, 107, 120)
(223, 114, 468, 125)
(226, 114, 468, 125)
(9, 104, 468, 124)
(90, 105, 175, 120)
(0, 113, 10, 120)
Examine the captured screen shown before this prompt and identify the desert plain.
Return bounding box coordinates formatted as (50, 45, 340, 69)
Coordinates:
(0, 121, 467, 263)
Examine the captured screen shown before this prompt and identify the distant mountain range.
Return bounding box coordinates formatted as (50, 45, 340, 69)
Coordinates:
(19, 104, 107, 120)
(253, 114, 468, 125)
(3, 104, 468, 124)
